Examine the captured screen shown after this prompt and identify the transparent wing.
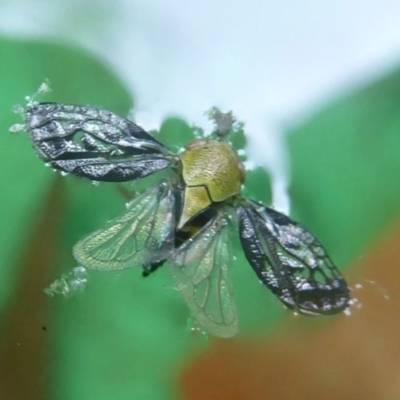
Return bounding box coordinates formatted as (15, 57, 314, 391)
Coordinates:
(237, 199, 350, 315)
(73, 182, 176, 271)
(170, 212, 239, 338)
(25, 103, 175, 182)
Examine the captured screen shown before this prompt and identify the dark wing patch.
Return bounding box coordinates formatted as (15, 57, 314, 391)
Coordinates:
(25, 103, 175, 182)
(73, 181, 176, 271)
(237, 199, 350, 315)
(170, 212, 239, 338)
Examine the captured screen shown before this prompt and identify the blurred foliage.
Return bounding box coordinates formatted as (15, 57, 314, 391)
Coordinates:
(288, 68, 400, 269)
(0, 36, 278, 400)
(157, 117, 194, 150)
(0, 36, 131, 314)
(2, 34, 400, 400)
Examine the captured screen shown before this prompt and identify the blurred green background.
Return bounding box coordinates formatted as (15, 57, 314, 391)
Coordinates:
(1, 5, 400, 400)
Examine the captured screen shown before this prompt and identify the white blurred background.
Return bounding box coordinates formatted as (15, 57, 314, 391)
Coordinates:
(1, 0, 400, 211)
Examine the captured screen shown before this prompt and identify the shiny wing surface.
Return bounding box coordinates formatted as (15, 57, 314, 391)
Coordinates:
(73, 182, 175, 271)
(170, 212, 239, 338)
(237, 199, 350, 315)
(25, 103, 174, 182)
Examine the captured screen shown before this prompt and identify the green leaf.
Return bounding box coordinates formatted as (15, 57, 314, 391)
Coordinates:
(5, 33, 400, 400)
(157, 117, 195, 150)
(0, 36, 132, 314)
(52, 179, 199, 400)
(288, 67, 400, 268)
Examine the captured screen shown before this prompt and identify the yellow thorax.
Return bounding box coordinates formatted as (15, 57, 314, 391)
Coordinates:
(178, 139, 246, 228)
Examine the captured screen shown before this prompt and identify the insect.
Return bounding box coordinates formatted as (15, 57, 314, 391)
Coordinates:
(23, 102, 350, 338)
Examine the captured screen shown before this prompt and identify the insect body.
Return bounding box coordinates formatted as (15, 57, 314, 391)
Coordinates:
(178, 139, 245, 228)
(24, 102, 350, 338)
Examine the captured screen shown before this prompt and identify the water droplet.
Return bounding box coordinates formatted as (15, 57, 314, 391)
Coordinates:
(9, 123, 25, 133)
(70, 279, 86, 291)
(12, 104, 25, 115)
(38, 81, 51, 94)
(72, 266, 87, 280)
(44, 267, 88, 297)
(344, 308, 352, 316)
(348, 298, 358, 306)
(256, 206, 264, 214)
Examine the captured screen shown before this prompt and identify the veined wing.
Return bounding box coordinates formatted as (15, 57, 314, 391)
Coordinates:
(237, 199, 350, 316)
(73, 182, 176, 271)
(25, 103, 175, 182)
(170, 212, 239, 338)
